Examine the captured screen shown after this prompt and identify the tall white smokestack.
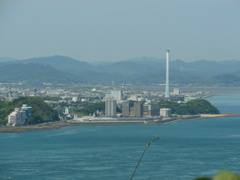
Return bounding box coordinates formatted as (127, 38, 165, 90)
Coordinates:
(165, 50, 170, 98)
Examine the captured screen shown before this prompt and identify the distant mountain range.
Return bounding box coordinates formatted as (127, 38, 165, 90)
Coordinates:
(0, 63, 85, 84)
(0, 55, 240, 85)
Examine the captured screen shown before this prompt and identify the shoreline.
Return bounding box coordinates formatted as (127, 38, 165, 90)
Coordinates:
(1, 113, 240, 133)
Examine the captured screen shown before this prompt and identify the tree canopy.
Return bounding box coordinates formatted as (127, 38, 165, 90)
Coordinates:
(0, 97, 59, 125)
(159, 99, 220, 115)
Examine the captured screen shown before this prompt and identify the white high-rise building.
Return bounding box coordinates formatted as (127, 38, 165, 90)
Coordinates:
(110, 89, 122, 102)
(165, 50, 170, 98)
(105, 98, 117, 117)
(8, 108, 27, 126)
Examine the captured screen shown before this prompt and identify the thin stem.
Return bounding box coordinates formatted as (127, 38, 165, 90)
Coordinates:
(130, 136, 159, 180)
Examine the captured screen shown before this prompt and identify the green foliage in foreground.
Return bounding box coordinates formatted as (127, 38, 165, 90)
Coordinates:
(130, 137, 239, 180)
(193, 170, 240, 180)
(0, 97, 59, 125)
(130, 137, 238, 180)
(130, 136, 159, 180)
(159, 99, 220, 115)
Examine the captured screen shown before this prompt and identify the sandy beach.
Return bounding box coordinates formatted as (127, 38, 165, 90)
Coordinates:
(200, 113, 240, 118)
(1, 113, 240, 133)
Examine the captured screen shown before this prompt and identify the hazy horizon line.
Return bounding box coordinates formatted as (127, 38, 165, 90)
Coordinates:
(0, 55, 240, 63)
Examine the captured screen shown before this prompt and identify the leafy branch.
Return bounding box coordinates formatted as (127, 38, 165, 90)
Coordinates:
(130, 136, 159, 180)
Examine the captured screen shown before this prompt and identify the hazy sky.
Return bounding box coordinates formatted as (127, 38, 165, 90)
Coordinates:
(0, 0, 240, 62)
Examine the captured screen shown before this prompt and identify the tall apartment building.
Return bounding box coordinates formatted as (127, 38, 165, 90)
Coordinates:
(105, 98, 117, 117)
(8, 108, 27, 126)
(148, 103, 160, 116)
(8, 104, 32, 126)
(122, 101, 130, 117)
(133, 102, 143, 117)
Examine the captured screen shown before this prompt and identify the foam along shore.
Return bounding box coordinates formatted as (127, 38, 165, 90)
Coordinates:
(1, 113, 240, 133)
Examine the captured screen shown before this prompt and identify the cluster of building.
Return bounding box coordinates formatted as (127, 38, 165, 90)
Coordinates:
(8, 104, 32, 126)
(2, 50, 211, 125)
(101, 51, 176, 120)
(105, 97, 171, 118)
(103, 86, 171, 118)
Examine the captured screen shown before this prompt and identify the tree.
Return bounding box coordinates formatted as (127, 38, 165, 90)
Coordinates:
(0, 97, 59, 125)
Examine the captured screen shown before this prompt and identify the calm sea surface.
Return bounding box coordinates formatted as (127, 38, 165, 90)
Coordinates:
(0, 91, 240, 180)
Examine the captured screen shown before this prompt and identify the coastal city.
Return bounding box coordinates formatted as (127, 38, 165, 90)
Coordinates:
(0, 50, 234, 130)
(0, 82, 214, 127)
(0, 50, 219, 128)
(1, 1, 240, 180)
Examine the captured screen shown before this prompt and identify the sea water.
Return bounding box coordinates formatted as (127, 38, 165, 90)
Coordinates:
(0, 91, 240, 180)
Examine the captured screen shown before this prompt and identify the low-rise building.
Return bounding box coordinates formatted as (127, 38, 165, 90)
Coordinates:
(160, 108, 172, 117)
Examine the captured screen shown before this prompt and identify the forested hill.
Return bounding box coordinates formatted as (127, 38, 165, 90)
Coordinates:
(1, 56, 240, 85)
(0, 97, 59, 125)
(159, 99, 220, 115)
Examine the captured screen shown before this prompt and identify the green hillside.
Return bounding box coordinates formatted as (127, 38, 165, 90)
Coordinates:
(159, 99, 220, 115)
(0, 63, 85, 84)
(0, 97, 59, 125)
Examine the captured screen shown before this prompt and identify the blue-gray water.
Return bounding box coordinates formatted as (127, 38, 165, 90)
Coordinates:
(1, 92, 240, 180)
